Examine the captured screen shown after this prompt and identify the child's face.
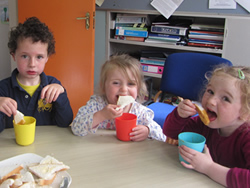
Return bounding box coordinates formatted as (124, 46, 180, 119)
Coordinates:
(104, 68, 138, 105)
(12, 37, 48, 84)
(202, 73, 244, 135)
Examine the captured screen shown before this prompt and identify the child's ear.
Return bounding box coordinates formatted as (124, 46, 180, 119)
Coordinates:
(240, 113, 250, 122)
(11, 53, 16, 61)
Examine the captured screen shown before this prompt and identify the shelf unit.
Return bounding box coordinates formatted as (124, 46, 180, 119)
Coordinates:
(105, 10, 250, 78)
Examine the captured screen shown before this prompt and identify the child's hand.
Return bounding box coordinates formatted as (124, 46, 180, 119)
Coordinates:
(177, 99, 197, 118)
(101, 104, 123, 120)
(0, 97, 17, 117)
(92, 104, 123, 128)
(130, 125, 149, 142)
(179, 144, 213, 174)
(41, 84, 64, 103)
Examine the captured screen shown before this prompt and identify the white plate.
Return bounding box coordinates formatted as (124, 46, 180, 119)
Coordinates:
(0, 153, 72, 187)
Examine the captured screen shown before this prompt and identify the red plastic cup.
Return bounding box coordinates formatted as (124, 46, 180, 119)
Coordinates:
(115, 113, 137, 141)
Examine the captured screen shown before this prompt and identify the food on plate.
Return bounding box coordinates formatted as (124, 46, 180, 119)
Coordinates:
(116, 95, 135, 110)
(28, 155, 69, 186)
(0, 164, 23, 184)
(14, 110, 25, 125)
(194, 104, 210, 125)
(0, 178, 15, 188)
(0, 155, 69, 187)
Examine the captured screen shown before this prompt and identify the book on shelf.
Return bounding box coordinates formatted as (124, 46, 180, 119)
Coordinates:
(189, 34, 224, 41)
(189, 30, 224, 36)
(144, 38, 176, 45)
(188, 38, 223, 45)
(190, 23, 224, 32)
(140, 57, 166, 66)
(188, 42, 222, 49)
(115, 26, 148, 31)
(114, 35, 145, 42)
(148, 33, 181, 42)
(189, 30, 224, 41)
(151, 25, 188, 36)
(115, 28, 148, 37)
(115, 23, 146, 28)
(115, 13, 147, 24)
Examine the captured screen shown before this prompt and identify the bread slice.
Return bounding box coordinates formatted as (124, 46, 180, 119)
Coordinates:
(39, 155, 63, 165)
(166, 137, 178, 146)
(29, 164, 69, 180)
(14, 110, 25, 125)
(36, 174, 56, 186)
(0, 178, 15, 188)
(28, 155, 69, 186)
(0, 165, 23, 184)
(18, 182, 35, 188)
(194, 104, 210, 125)
(20, 172, 35, 184)
(116, 95, 135, 110)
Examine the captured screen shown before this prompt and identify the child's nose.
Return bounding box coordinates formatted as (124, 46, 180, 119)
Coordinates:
(29, 58, 36, 66)
(208, 96, 217, 106)
(120, 84, 127, 92)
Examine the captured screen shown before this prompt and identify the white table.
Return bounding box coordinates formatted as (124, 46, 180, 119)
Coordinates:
(0, 126, 223, 188)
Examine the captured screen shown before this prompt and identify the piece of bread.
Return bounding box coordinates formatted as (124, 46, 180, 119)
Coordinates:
(20, 172, 35, 184)
(0, 178, 15, 188)
(29, 164, 69, 180)
(166, 137, 178, 146)
(36, 174, 56, 186)
(194, 104, 210, 125)
(18, 182, 35, 188)
(116, 96, 135, 110)
(0, 165, 23, 184)
(1, 155, 69, 187)
(14, 110, 25, 125)
(39, 155, 63, 165)
(28, 155, 69, 186)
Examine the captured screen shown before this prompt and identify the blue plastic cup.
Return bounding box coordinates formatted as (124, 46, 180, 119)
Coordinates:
(178, 132, 206, 163)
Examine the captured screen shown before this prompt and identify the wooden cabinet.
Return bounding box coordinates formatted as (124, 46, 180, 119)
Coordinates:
(105, 10, 250, 77)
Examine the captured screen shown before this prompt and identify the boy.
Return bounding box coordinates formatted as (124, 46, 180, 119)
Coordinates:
(0, 17, 73, 132)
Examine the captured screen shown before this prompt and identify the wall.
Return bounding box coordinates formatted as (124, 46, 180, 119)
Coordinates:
(0, 0, 11, 80)
(94, 10, 106, 89)
(0, 22, 11, 80)
(97, 0, 249, 15)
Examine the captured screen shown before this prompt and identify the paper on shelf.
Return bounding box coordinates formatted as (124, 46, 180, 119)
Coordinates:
(150, 0, 184, 19)
(96, 0, 105, 7)
(235, 0, 250, 13)
(209, 0, 236, 9)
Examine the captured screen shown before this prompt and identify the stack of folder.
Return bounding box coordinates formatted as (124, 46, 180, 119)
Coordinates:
(188, 23, 224, 49)
(139, 50, 169, 76)
(145, 16, 191, 45)
(114, 13, 149, 42)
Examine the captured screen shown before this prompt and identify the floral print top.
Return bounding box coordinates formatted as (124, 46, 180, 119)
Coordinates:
(71, 95, 166, 142)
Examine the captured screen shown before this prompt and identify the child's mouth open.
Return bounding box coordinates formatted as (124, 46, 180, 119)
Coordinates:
(207, 109, 217, 122)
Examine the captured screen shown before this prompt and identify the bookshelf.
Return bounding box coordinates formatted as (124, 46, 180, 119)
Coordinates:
(105, 10, 250, 79)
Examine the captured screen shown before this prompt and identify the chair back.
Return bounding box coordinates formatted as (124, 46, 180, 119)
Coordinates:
(160, 52, 232, 101)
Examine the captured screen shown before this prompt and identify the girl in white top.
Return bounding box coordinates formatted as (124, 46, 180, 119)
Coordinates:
(71, 54, 166, 142)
